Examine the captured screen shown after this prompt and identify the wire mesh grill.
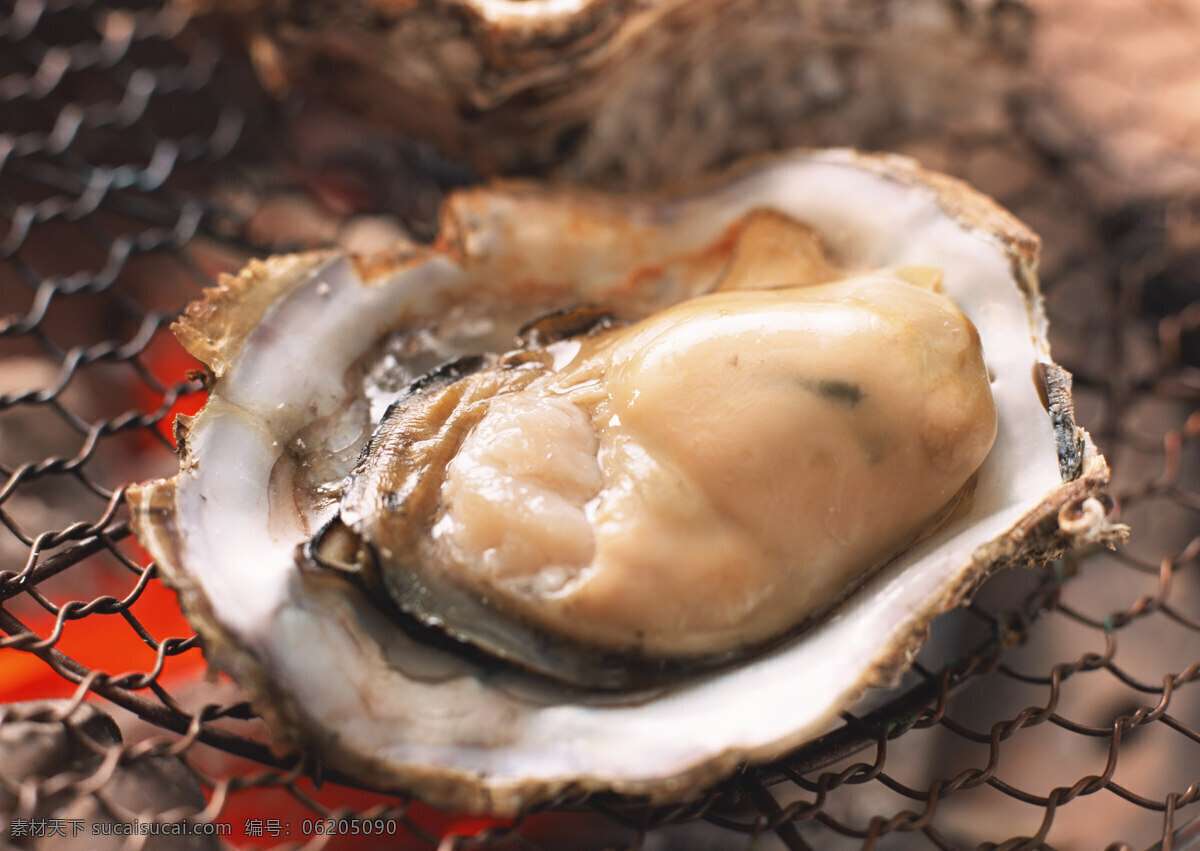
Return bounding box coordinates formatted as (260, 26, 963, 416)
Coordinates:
(1, 0, 1198, 848)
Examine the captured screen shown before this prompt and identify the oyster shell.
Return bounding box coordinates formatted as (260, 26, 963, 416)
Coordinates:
(128, 149, 1125, 814)
(186, 0, 1031, 187)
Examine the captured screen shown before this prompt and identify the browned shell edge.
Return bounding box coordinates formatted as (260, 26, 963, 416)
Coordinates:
(168, 150, 1040, 383)
(171, 250, 338, 380)
(126, 150, 1124, 815)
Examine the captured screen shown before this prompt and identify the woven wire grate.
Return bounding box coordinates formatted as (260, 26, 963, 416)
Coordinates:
(1, 0, 1198, 848)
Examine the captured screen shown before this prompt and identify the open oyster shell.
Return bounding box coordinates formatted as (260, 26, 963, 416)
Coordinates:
(128, 149, 1124, 814)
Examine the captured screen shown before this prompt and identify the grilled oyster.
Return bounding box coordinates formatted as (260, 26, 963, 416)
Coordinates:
(128, 150, 1124, 814)
(312, 267, 998, 688)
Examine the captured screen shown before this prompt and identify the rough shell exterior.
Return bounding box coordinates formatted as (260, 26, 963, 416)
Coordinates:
(184, 0, 1032, 187)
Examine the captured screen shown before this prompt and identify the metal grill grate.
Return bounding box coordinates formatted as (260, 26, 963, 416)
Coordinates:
(1, 0, 1198, 848)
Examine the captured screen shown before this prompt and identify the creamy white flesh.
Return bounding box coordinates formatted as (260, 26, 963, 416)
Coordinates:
(349, 272, 998, 658)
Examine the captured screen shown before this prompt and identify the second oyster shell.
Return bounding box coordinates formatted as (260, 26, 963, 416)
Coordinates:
(185, 0, 1032, 187)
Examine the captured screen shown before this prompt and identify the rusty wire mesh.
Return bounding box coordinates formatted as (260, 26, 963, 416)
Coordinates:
(1, 0, 1198, 848)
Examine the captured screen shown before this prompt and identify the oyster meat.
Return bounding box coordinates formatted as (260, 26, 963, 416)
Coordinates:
(316, 267, 998, 688)
(128, 150, 1125, 814)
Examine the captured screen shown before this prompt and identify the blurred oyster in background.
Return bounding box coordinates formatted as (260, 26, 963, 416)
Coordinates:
(183, 0, 1033, 188)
